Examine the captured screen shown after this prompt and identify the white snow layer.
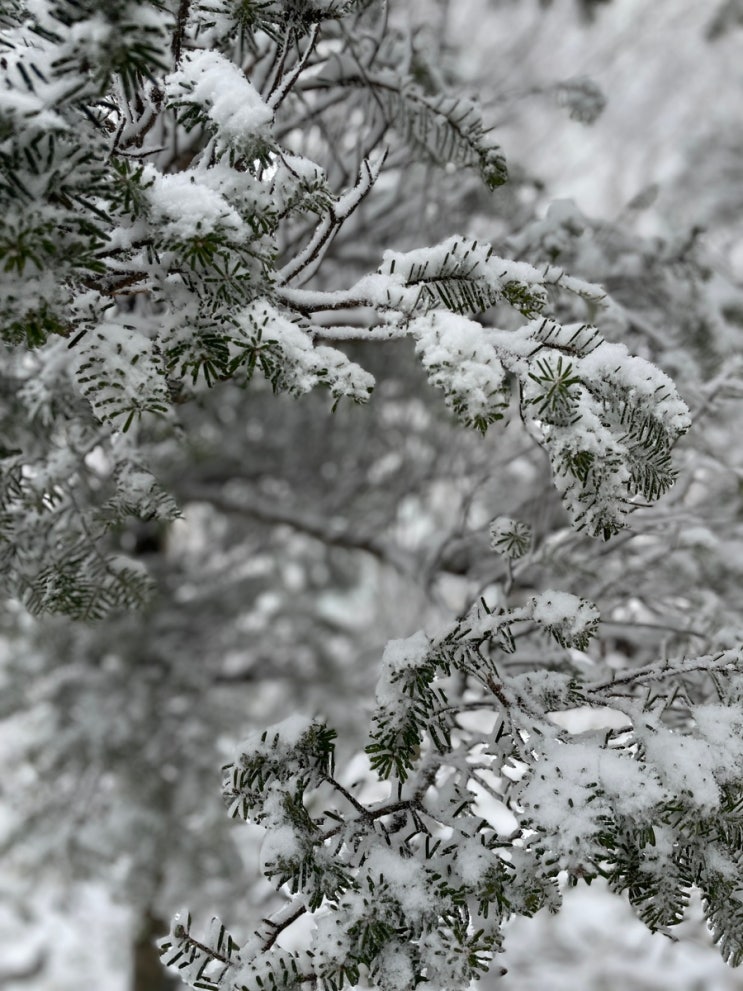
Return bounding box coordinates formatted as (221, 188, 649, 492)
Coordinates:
(165, 49, 273, 145)
(142, 166, 247, 240)
(375, 631, 429, 708)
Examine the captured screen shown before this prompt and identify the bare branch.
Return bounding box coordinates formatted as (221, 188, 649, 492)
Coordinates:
(179, 483, 412, 574)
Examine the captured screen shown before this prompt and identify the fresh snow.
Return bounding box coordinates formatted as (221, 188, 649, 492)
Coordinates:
(142, 166, 247, 240)
(165, 49, 273, 146)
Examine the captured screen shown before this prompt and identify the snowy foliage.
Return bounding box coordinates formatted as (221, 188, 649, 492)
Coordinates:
(163, 622, 743, 990)
(0, 0, 691, 619)
(3, 2, 743, 991)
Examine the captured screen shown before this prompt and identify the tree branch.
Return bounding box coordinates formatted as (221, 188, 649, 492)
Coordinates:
(588, 647, 743, 694)
(171, 0, 191, 65)
(179, 483, 412, 574)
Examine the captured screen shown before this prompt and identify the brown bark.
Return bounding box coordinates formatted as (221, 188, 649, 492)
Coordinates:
(132, 911, 180, 991)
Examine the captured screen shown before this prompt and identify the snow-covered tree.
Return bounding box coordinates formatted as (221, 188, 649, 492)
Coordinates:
(3, 2, 743, 990)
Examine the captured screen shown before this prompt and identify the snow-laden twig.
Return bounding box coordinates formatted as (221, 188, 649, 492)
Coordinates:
(278, 155, 385, 286)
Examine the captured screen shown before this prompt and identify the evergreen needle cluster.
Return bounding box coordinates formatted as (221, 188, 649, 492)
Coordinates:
(3, 2, 743, 989)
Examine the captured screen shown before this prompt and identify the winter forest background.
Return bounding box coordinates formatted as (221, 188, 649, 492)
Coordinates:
(2, 1, 743, 990)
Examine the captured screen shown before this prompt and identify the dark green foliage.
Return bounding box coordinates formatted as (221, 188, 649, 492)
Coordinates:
(527, 355, 582, 425)
(699, 865, 743, 966)
(223, 720, 336, 822)
(160, 913, 241, 991)
(371, 83, 508, 190)
(21, 542, 155, 620)
(6, 1, 739, 982)
(380, 238, 545, 318)
(0, 0, 690, 618)
(606, 824, 693, 930)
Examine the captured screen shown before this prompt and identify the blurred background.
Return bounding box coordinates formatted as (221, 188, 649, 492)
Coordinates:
(3, 1, 743, 989)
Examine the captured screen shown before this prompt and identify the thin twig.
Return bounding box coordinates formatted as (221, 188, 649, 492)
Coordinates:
(326, 775, 371, 817)
(268, 25, 320, 112)
(172, 0, 191, 66)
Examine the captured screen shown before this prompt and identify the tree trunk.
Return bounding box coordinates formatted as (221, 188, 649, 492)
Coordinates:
(133, 911, 180, 991)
